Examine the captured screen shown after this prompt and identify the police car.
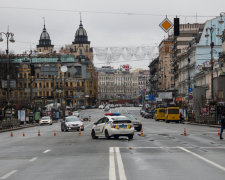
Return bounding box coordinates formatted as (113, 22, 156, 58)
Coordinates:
(91, 113, 134, 139)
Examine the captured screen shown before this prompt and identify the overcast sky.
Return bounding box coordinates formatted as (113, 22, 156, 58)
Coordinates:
(0, 0, 225, 69)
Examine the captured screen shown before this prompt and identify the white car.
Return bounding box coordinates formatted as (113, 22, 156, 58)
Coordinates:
(61, 116, 84, 132)
(91, 113, 134, 139)
(40, 116, 53, 125)
(72, 111, 80, 117)
(98, 105, 104, 109)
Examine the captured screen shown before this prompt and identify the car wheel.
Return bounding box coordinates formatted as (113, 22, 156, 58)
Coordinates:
(114, 135, 119, 139)
(128, 134, 133, 140)
(91, 130, 98, 139)
(166, 120, 170, 123)
(105, 130, 110, 139)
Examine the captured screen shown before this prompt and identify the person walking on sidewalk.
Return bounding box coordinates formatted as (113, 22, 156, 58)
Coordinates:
(219, 112, 225, 140)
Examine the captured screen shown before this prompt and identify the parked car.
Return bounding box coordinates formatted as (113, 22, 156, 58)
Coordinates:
(82, 115, 91, 121)
(80, 106, 86, 110)
(104, 106, 110, 111)
(98, 105, 104, 109)
(123, 114, 142, 132)
(72, 111, 80, 117)
(91, 113, 134, 139)
(143, 112, 153, 119)
(61, 116, 84, 132)
(39, 116, 53, 125)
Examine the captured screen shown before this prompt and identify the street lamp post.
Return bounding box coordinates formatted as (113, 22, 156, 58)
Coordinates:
(0, 31, 15, 105)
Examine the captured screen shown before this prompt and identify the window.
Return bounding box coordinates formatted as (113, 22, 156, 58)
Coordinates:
(80, 49, 82, 55)
(86, 46, 88, 52)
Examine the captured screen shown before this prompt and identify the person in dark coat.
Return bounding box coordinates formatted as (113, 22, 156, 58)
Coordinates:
(220, 112, 225, 140)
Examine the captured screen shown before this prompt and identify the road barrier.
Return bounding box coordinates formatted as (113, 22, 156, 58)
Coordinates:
(140, 128, 144, 137)
(218, 129, 220, 136)
(54, 131, 56, 136)
(184, 128, 187, 136)
(38, 130, 40, 136)
(11, 131, 13, 137)
(79, 127, 82, 136)
(23, 132, 25, 137)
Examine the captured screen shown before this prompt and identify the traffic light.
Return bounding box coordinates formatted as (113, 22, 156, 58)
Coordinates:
(174, 18, 180, 36)
(30, 64, 35, 76)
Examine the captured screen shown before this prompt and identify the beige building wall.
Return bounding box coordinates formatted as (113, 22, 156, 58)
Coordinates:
(37, 46, 54, 54)
(158, 39, 173, 91)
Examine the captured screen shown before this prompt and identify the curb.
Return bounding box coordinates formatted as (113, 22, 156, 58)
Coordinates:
(185, 122, 220, 128)
(0, 123, 40, 133)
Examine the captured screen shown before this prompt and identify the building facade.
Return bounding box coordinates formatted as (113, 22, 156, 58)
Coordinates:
(97, 66, 139, 104)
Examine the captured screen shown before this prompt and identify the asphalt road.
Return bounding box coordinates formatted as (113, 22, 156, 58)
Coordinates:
(0, 107, 225, 180)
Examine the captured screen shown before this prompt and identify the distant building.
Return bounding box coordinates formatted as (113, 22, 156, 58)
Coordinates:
(97, 66, 139, 104)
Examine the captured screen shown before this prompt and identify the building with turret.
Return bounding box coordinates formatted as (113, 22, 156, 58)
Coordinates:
(36, 22, 54, 54)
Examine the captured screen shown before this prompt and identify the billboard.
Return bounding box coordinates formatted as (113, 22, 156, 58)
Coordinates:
(158, 92, 173, 99)
(120, 64, 130, 72)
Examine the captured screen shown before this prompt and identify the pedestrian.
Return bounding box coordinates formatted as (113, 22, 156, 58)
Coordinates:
(219, 112, 225, 140)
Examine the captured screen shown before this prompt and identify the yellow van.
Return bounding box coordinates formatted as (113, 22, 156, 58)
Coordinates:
(155, 108, 166, 121)
(165, 107, 180, 123)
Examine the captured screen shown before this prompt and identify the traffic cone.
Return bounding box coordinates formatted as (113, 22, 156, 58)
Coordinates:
(218, 129, 220, 136)
(184, 128, 187, 136)
(79, 127, 82, 136)
(23, 132, 25, 137)
(140, 128, 144, 137)
(38, 130, 40, 136)
(54, 131, 56, 136)
(10, 131, 13, 137)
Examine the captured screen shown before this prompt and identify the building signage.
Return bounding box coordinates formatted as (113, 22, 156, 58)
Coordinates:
(158, 92, 173, 99)
(120, 64, 130, 72)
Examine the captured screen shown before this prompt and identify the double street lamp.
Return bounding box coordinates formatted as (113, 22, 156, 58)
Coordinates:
(0, 31, 15, 105)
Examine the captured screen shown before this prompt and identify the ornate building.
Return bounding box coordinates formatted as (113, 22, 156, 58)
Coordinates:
(0, 20, 97, 110)
(36, 22, 54, 54)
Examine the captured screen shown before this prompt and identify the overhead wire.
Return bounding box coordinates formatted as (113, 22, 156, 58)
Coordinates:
(0, 6, 217, 18)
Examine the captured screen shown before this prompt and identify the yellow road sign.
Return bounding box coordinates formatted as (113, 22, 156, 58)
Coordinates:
(159, 17, 173, 33)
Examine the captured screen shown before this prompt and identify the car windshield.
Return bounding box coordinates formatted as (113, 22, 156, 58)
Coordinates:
(168, 109, 179, 114)
(65, 117, 80, 122)
(123, 114, 136, 121)
(159, 109, 165, 113)
(42, 117, 50, 120)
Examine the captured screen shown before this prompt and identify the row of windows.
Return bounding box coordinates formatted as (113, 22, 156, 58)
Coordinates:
(17, 81, 85, 88)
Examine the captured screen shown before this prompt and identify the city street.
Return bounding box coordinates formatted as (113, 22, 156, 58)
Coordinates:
(0, 107, 225, 180)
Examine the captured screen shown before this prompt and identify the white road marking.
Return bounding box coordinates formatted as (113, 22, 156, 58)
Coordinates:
(29, 157, 38, 162)
(119, 146, 225, 149)
(179, 147, 225, 172)
(109, 147, 116, 180)
(0, 170, 17, 179)
(43, 149, 51, 154)
(115, 147, 127, 180)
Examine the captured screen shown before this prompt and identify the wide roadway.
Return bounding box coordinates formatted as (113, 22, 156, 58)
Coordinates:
(0, 107, 225, 180)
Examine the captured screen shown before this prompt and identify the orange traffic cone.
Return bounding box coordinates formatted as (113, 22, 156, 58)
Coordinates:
(140, 128, 144, 137)
(79, 127, 82, 136)
(184, 128, 187, 136)
(38, 130, 40, 136)
(54, 131, 56, 136)
(23, 132, 25, 137)
(11, 131, 13, 137)
(218, 129, 220, 136)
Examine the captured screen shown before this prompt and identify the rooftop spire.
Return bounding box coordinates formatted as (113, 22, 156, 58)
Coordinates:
(42, 17, 46, 30)
(79, 12, 83, 27)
